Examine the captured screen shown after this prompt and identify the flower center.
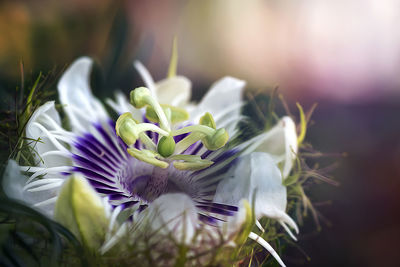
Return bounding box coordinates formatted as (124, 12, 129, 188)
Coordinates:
(115, 86, 230, 171)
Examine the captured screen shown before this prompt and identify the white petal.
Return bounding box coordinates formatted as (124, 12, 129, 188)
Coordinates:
(106, 91, 142, 121)
(214, 152, 298, 235)
(191, 76, 245, 122)
(248, 232, 286, 267)
(133, 60, 157, 97)
(155, 76, 192, 107)
(242, 116, 298, 179)
(2, 160, 60, 217)
(3, 160, 26, 201)
(254, 116, 298, 178)
(58, 57, 108, 132)
(225, 199, 249, 236)
(26, 101, 71, 167)
(143, 193, 198, 245)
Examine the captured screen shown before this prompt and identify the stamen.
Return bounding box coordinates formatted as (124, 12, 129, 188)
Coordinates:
(146, 104, 189, 125)
(172, 125, 228, 151)
(172, 125, 215, 136)
(199, 112, 216, 129)
(170, 155, 213, 171)
(175, 132, 205, 154)
(116, 112, 168, 146)
(127, 148, 169, 169)
(130, 87, 171, 131)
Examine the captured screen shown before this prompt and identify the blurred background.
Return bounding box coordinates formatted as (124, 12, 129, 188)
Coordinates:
(0, 0, 399, 266)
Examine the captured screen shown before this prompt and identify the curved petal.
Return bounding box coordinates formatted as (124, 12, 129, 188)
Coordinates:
(58, 57, 108, 133)
(213, 152, 298, 235)
(255, 116, 298, 178)
(155, 76, 191, 107)
(243, 116, 298, 179)
(133, 60, 157, 97)
(191, 76, 246, 123)
(2, 160, 59, 217)
(143, 193, 198, 245)
(26, 101, 71, 167)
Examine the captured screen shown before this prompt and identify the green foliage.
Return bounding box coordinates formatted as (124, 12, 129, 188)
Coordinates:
(0, 197, 84, 267)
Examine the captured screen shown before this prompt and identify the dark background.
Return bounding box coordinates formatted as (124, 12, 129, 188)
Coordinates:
(0, 1, 399, 266)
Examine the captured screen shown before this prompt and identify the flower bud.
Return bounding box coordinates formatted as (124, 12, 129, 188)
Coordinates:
(54, 174, 108, 250)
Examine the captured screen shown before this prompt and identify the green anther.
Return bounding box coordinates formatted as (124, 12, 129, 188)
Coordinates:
(130, 87, 151, 108)
(130, 87, 171, 131)
(146, 104, 189, 124)
(172, 124, 229, 151)
(173, 161, 213, 171)
(174, 132, 205, 154)
(172, 125, 216, 137)
(157, 135, 176, 158)
(202, 128, 229, 151)
(115, 112, 138, 146)
(199, 112, 216, 129)
(169, 154, 202, 161)
(116, 112, 169, 146)
(127, 148, 169, 169)
(170, 154, 213, 171)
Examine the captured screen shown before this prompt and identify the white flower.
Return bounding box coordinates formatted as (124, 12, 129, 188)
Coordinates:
(3, 57, 299, 266)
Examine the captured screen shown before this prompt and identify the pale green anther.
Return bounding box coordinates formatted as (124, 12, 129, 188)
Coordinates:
(172, 125, 216, 137)
(170, 154, 213, 171)
(115, 112, 138, 146)
(203, 128, 229, 150)
(174, 132, 206, 154)
(130, 87, 151, 108)
(127, 148, 169, 169)
(130, 87, 171, 131)
(157, 135, 176, 158)
(172, 124, 229, 151)
(173, 161, 213, 171)
(146, 104, 189, 124)
(54, 174, 108, 251)
(169, 154, 202, 161)
(116, 113, 169, 146)
(199, 112, 216, 129)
